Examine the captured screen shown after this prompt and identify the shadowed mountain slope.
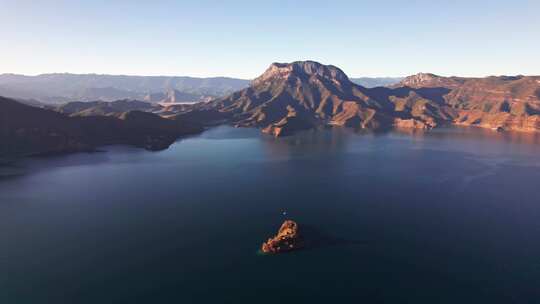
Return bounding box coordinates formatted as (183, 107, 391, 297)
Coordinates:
(56, 99, 161, 116)
(0, 96, 202, 157)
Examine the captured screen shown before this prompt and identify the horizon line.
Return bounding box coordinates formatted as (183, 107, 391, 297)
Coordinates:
(2, 71, 539, 80)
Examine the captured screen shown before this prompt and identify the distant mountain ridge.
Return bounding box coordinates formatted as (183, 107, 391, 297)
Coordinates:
(0, 73, 406, 104)
(0, 73, 251, 104)
(350, 77, 403, 88)
(394, 73, 468, 89)
(56, 99, 160, 116)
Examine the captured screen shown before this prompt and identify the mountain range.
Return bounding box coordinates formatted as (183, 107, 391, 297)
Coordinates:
(175, 61, 540, 136)
(0, 73, 250, 104)
(0, 73, 402, 104)
(396, 73, 540, 131)
(2, 60, 539, 157)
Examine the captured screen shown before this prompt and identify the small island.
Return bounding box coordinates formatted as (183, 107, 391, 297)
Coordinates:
(261, 220, 303, 254)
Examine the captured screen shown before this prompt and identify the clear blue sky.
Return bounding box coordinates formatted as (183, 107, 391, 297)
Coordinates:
(1, 0, 539, 78)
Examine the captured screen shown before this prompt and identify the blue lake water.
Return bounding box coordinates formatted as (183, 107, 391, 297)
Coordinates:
(1, 126, 540, 303)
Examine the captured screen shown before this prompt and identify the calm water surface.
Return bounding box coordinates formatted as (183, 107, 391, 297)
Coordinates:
(1, 126, 540, 303)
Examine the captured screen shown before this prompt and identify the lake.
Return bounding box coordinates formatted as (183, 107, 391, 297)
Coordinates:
(1, 126, 540, 303)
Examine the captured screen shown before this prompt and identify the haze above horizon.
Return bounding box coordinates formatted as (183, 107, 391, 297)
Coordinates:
(1, 0, 539, 78)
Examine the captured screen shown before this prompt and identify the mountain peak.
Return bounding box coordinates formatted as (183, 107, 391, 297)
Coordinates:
(401, 72, 441, 84)
(253, 60, 349, 85)
(397, 72, 465, 88)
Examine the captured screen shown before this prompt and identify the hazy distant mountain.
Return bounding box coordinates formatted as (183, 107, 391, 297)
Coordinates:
(0, 73, 405, 104)
(56, 100, 161, 116)
(392, 73, 467, 89)
(0, 73, 250, 104)
(350, 77, 403, 88)
(143, 89, 205, 104)
(13, 98, 49, 108)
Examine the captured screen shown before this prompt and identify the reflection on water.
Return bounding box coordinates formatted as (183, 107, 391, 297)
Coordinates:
(416, 125, 540, 147)
(263, 125, 540, 159)
(3, 126, 540, 179)
(0, 146, 143, 181)
(260, 128, 353, 160)
(300, 225, 371, 251)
